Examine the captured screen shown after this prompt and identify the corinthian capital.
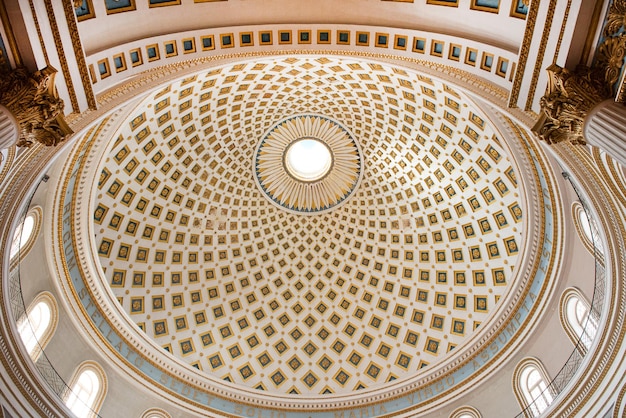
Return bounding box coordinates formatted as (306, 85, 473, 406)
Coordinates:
(532, 64, 610, 146)
(0, 66, 73, 147)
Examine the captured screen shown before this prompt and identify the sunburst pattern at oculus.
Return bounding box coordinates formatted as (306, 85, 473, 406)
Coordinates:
(91, 56, 524, 395)
(255, 114, 362, 213)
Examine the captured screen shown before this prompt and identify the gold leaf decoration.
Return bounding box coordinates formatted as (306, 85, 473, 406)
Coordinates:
(533, 64, 610, 145)
(605, 0, 626, 37)
(596, 35, 626, 86)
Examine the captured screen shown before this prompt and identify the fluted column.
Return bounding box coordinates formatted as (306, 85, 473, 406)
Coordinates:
(0, 104, 18, 150)
(584, 100, 626, 167)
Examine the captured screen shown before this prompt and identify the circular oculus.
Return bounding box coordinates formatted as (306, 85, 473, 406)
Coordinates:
(254, 114, 362, 213)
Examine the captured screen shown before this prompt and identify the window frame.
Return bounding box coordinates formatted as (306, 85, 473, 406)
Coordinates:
(9, 206, 43, 264)
(141, 408, 172, 418)
(449, 405, 482, 418)
(571, 202, 604, 258)
(64, 361, 107, 418)
(513, 358, 554, 417)
(560, 287, 597, 353)
(17, 291, 58, 361)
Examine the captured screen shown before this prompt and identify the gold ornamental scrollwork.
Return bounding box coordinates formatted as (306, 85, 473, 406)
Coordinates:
(602, 0, 626, 102)
(596, 35, 626, 87)
(605, 0, 626, 37)
(532, 64, 610, 145)
(0, 66, 73, 147)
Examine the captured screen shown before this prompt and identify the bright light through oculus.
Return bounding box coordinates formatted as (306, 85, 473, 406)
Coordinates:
(284, 138, 332, 181)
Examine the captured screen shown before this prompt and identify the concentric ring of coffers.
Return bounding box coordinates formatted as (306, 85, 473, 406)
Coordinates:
(53, 55, 556, 415)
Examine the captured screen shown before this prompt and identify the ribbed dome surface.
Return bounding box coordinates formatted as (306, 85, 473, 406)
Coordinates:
(91, 56, 523, 395)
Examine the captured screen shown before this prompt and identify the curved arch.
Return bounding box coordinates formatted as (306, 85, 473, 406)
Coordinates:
(9, 205, 43, 263)
(141, 407, 172, 418)
(571, 202, 604, 258)
(449, 405, 482, 418)
(64, 361, 108, 418)
(16, 291, 58, 361)
(559, 287, 597, 353)
(614, 380, 626, 418)
(0, 146, 16, 186)
(512, 358, 554, 417)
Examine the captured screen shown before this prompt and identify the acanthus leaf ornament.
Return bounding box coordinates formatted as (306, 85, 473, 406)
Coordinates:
(0, 66, 73, 147)
(604, 0, 626, 37)
(596, 35, 626, 87)
(532, 64, 611, 145)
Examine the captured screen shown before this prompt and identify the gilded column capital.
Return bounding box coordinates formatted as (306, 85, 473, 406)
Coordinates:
(532, 64, 610, 146)
(0, 66, 73, 147)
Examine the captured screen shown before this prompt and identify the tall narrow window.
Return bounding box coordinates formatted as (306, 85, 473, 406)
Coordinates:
(17, 292, 58, 361)
(65, 362, 107, 418)
(572, 202, 603, 256)
(513, 358, 554, 417)
(560, 287, 597, 352)
(9, 206, 42, 261)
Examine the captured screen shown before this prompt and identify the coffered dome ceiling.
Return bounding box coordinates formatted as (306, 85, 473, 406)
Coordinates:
(85, 55, 526, 396)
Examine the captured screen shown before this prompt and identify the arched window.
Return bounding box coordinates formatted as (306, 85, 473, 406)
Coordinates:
(572, 202, 603, 257)
(17, 292, 58, 361)
(449, 405, 482, 418)
(513, 358, 554, 417)
(65, 362, 107, 418)
(141, 408, 172, 418)
(9, 206, 42, 262)
(560, 288, 597, 352)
